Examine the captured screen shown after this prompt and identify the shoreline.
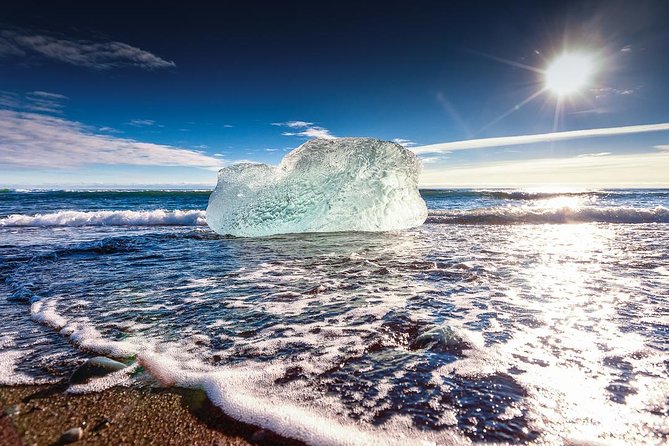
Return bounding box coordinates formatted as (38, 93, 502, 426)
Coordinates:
(0, 384, 303, 446)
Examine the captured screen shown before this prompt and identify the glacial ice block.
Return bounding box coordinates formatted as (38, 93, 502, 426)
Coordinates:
(206, 137, 428, 237)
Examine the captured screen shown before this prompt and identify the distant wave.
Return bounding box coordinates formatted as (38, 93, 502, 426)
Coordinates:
(0, 209, 207, 227)
(4, 188, 668, 201)
(427, 206, 669, 225)
(421, 189, 601, 200)
(4, 189, 212, 197)
(420, 189, 669, 201)
(478, 190, 600, 200)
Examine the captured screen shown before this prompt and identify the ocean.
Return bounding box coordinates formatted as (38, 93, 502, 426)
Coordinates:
(1, 188, 668, 445)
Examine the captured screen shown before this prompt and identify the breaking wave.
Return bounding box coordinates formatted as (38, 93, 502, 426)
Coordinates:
(427, 206, 669, 225)
(2, 205, 668, 228)
(0, 209, 207, 227)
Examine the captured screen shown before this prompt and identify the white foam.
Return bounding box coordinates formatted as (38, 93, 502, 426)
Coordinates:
(137, 352, 454, 446)
(60, 322, 141, 358)
(30, 299, 142, 358)
(0, 350, 55, 385)
(0, 209, 207, 227)
(31, 301, 68, 329)
(67, 363, 139, 394)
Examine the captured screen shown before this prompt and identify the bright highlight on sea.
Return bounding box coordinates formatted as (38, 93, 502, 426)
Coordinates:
(1, 187, 668, 445)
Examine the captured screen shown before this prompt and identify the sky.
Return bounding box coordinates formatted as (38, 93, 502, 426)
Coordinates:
(1, 0, 669, 188)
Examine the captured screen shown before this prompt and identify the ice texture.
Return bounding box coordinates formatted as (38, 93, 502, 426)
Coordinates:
(206, 137, 428, 237)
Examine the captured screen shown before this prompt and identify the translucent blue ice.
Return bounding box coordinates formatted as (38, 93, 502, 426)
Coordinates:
(206, 137, 428, 237)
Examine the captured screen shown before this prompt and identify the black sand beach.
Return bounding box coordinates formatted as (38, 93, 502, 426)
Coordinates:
(0, 385, 302, 446)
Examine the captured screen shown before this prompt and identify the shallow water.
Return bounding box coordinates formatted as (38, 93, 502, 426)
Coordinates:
(1, 189, 668, 445)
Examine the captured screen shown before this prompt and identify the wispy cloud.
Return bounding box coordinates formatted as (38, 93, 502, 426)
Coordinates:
(0, 29, 175, 70)
(128, 119, 163, 128)
(128, 119, 155, 127)
(30, 91, 67, 100)
(413, 123, 669, 154)
(392, 138, 417, 147)
(25, 90, 68, 113)
(590, 87, 637, 99)
(98, 126, 121, 133)
(272, 120, 313, 128)
(272, 120, 336, 139)
(0, 91, 20, 109)
(285, 127, 335, 139)
(0, 110, 222, 169)
(577, 152, 611, 158)
(0, 90, 68, 114)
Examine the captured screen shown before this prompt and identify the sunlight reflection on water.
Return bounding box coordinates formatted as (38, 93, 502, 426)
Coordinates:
(1, 192, 668, 444)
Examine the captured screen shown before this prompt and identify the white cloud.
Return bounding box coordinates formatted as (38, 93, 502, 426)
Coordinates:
(271, 120, 314, 128)
(283, 127, 335, 139)
(655, 145, 669, 151)
(577, 152, 611, 158)
(128, 119, 157, 127)
(392, 138, 417, 147)
(273, 120, 336, 139)
(0, 29, 175, 70)
(30, 91, 68, 100)
(413, 123, 669, 154)
(0, 109, 222, 169)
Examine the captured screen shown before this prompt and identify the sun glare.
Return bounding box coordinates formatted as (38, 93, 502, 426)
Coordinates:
(545, 53, 595, 97)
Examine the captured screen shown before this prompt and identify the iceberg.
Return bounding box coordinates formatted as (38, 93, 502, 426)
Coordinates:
(206, 137, 428, 237)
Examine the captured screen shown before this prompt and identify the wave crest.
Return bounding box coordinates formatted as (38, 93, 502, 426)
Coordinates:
(3, 206, 667, 228)
(0, 209, 206, 227)
(427, 206, 669, 225)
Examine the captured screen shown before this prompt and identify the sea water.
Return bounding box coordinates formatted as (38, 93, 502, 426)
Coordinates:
(1, 189, 668, 445)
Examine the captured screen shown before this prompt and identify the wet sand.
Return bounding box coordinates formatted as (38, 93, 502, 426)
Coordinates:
(0, 384, 302, 445)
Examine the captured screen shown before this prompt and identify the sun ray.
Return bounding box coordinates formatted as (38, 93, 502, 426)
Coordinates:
(479, 87, 547, 132)
(463, 48, 545, 74)
(470, 47, 600, 132)
(553, 97, 563, 132)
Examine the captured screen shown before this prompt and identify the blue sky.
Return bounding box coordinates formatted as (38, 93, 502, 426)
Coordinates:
(1, 0, 669, 187)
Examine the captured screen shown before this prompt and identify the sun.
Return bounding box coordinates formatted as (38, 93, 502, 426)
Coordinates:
(544, 53, 595, 97)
